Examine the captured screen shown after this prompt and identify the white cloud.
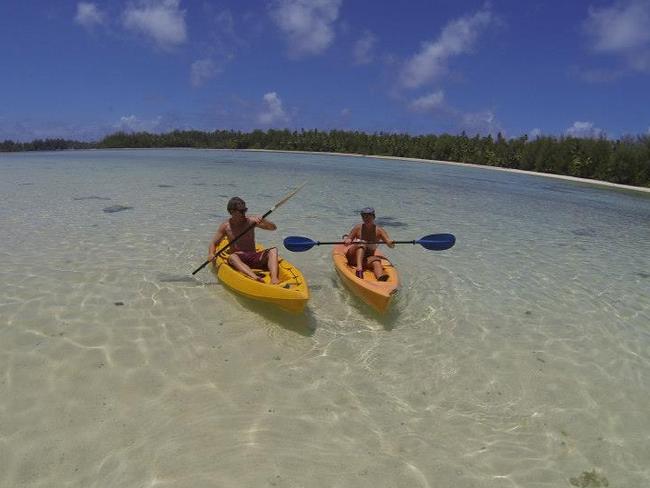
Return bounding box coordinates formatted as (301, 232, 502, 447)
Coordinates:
(405, 89, 502, 136)
(75, 2, 105, 29)
(459, 110, 503, 136)
(586, 0, 650, 52)
(123, 0, 187, 49)
(270, 0, 342, 58)
(353, 30, 377, 65)
(114, 115, 163, 132)
(400, 7, 494, 89)
(585, 0, 650, 72)
(257, 92, 289, 125)
(409, 91, 445, 112)
(566, 121, 604, 138)
(630, 54, 650, 71)
(528, 128, 542, 139)
(190, 59, 220, 87)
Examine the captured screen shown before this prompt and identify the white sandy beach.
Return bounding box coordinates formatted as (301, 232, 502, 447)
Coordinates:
(242, 148, 650, 194)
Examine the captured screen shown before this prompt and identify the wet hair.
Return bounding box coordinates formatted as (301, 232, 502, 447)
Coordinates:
(227, 196, 246, 213)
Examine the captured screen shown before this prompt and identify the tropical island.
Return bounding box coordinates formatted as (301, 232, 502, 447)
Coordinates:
(2, 129, 649, 188)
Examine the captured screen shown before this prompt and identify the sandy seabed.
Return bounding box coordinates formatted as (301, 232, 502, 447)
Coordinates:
(1, 149, 649, 487)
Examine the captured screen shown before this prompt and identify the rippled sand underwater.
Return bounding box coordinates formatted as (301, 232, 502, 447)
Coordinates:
(1, 149, 649, 487)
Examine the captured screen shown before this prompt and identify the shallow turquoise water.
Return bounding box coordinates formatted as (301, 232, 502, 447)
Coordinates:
(1, 149, 649, 487)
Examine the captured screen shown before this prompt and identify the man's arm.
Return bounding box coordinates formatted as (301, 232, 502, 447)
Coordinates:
(208, 223, 227, 257)
(250, 216, 277, 231)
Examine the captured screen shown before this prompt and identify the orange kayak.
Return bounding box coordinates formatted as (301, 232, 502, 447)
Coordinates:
(332, 244, 399, 313)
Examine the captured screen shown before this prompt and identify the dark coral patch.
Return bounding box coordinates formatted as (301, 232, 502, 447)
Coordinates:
(571, 228, 597, 237)
(376, 217, 408, 228)
(103, 205, 133, 213)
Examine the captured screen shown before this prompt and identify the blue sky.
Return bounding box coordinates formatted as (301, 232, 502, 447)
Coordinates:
(1, 0, 650, 141)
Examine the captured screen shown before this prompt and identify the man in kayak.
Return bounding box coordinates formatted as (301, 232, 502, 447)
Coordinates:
(343, 207, 395, 280)
(209, 197, 280, 284)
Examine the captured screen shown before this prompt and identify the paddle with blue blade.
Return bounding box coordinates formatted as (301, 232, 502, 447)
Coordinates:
(283, 233, 456, 253)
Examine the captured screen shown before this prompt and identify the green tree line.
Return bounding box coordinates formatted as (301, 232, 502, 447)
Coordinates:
(2, 129, 649, 187)
(0, 138, 92, 152)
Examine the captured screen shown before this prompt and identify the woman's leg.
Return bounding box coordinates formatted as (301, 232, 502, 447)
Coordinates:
(367, 256, 385, 279)
(346, 244, 366, 278)
(355, 246, 365, 272)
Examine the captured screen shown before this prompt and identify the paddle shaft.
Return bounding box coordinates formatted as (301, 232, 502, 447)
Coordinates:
(192, 184, 305, 275)
(308, 240, 414, 246)
(284, 233, 455, 253)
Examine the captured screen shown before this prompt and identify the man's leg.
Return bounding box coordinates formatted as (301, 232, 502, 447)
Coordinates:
(266, 248, 280, 285)
(228, 254, 264, 282)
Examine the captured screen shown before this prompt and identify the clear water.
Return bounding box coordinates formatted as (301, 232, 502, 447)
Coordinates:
(1, 149, 649, 487)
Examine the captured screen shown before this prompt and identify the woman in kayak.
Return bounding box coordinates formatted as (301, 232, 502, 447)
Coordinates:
(343, 207, 395, 280)
(209, 197, 280, 284)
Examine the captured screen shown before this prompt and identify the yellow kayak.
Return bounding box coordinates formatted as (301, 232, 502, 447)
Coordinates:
(332, 244, 399, 313)
(214, 240, 309, 313)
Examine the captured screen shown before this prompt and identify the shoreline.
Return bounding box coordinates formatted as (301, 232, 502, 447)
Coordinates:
(239, 148, 650, 194)
(5, 146, 649, 194)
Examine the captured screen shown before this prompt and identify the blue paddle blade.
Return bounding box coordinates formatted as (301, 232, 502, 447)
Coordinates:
(417, 233, 456, 250)
(284, 236, 317, 252)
